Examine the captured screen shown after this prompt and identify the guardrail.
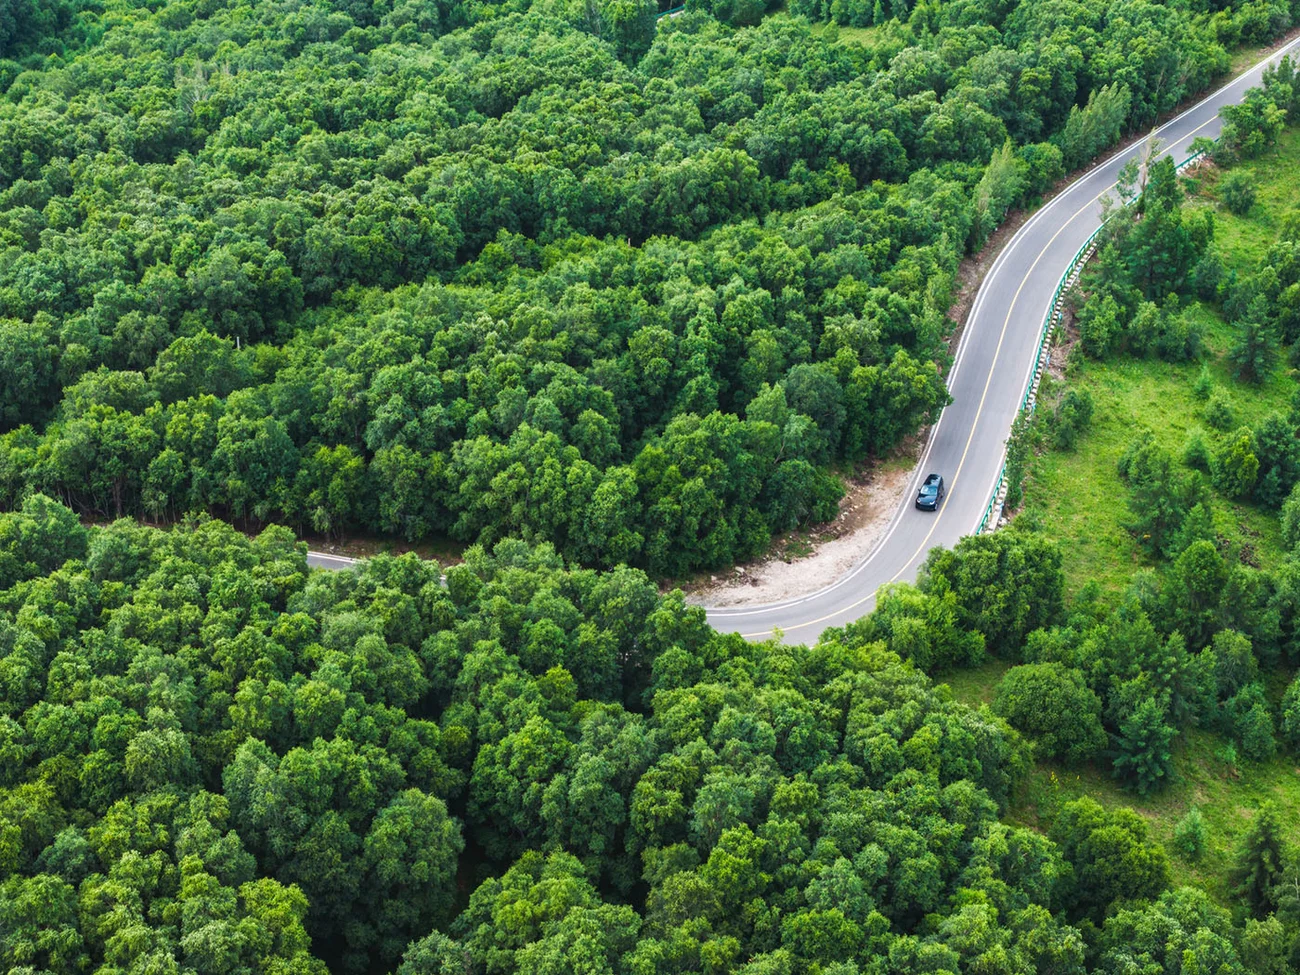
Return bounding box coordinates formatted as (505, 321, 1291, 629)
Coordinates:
(974, 145, 1209, 534)
(657, 4, 685, 17)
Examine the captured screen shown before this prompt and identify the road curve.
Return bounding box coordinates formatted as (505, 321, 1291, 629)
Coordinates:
(307, 37, 1300, 639)
(705, 34, 1300, 644)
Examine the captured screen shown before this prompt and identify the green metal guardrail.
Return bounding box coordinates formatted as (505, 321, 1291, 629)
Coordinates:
(974, 146, 1209, 534)
(657, 4, 685, 17)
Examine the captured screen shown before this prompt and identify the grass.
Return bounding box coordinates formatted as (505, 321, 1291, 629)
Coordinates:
(940, 654, 1300, 901)
(810, 21, 883, 46)
(1016, 127, 1300, 597)
(947, 126, 1300, 902)
(1194, 127, 1300, 275)
(938, 657, 1012, 708)
(1020, 314, 1293, 597)
(1008, 730, 1300, 899)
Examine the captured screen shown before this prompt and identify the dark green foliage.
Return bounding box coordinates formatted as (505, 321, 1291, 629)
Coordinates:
(1173, 806, 1207, 862)
(1001, 407, 1037, 511)
(1049, 796, 1171, 919)
(1224, 683, 1278, 761)
(1106, 157, 1214, 303)
(1229, 315, 1280, 384)
(1284, 481, 1300, 552)
(1118, 432, 1210, 559)
(1220, 171, 1258, 215)
(1253, 411, 1300, 507)
(1162, 542, 1229, 649)
(1213, 427, 1261, 498)
(0, 0, 1275, 572)
(1205, 392, 1237, 430)
(1231, 803, 1285, 918)
(1096, 887, 1245, 974)
(992, 663, 1106, 764)
(838, 580, 986, 673)
(1112, 696, 1177, 795)
(0, 505, 1138, 974)
(919, 527, 1065, 659)
(1052, 388, 1093, 451)
(1280, 673, 1300, 750)
(1182, 428, 1212, 472)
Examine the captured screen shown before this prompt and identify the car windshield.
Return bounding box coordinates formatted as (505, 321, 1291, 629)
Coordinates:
(920, 484, 937, 495)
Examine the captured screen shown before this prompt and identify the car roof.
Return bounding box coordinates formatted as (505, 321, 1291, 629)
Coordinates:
(923, 473, 942, 483)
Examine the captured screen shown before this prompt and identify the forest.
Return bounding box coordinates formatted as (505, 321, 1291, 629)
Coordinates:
(3, 0, 1297, 573)
(8, 0, 1300, 971)
(7, 503, 1298, 975)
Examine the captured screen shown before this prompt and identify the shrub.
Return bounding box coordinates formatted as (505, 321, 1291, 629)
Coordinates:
(1078, 294, 1123, 358)
(1204, 392, 1235, 430)
(1193, 364, 1214, 401)
(1191, 252, 1224, 302)
(1182, 429, 1212, 472)
(1113, 697, 1177, 795)
(1229, 311, 1279, 384)
(1212, 427, 1259, 498)
(1281, 675, 1300, 751)
(1220, 171, 1257, 215)
(1226, 684, 1277, 761)
(1282, 481, 1300, 552)
(1173, 806, 1207, 861)
(992, 663, 1107, 764)
(1052, 389, 1094, 451)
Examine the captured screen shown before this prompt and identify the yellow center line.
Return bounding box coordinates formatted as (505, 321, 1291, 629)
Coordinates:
(738, 118, 1222, 640)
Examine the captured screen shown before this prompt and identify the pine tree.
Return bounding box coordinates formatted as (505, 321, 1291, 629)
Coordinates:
(1173, 806, 1207, 862)
(1229, 298, 1279, 384)
(1112, 697, 1176, 795)
(1231, 802, 1286, 917)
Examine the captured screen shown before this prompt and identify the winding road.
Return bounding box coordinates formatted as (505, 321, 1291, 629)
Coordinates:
(307, 36, 1300, 643)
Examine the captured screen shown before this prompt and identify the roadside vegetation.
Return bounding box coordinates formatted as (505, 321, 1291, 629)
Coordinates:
(954, 61, 1300, 924)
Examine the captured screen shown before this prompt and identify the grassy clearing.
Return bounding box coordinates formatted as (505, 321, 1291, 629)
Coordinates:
(1020, 314, 1293, 597)
(810, 21, 883, 46)
(1016, 126, 1300, 597)
(1194, 127, 1300, 274)
(1009, 731, 1300, 898)
(938, 657, 1012, 708)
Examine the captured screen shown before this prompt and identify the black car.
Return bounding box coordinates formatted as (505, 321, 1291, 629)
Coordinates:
(916, 473, 945, 511)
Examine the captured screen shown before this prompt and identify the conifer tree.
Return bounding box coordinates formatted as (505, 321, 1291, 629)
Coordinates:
(1231, 802, 1286, 917)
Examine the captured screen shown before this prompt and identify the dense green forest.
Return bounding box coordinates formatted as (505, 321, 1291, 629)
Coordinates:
(3, 0, 1297, 573)
(10, 0, 1300, 972)
(9, 502, 1300, 975)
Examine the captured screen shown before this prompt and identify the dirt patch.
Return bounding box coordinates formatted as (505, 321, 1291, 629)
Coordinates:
(681, 435, 925, 607)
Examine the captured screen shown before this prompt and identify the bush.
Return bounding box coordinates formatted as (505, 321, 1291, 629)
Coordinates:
(1226, 684, 1277, 761)
(1113, 697, 1177, 795)
(1173, 806, 1207, 862)
(1182, 429, 1212, 472)
(1212, 427, 1260, 498)
(1220, 171, 1257, 216)
(1281, 675, 1300, 751)
(1204, 392, 1235, 430)
(1193, 364, 1214, 401)
(1229, 314, 1279, 384)
(1052, 389, 1094, 451)
(1282, 481, 1300, 552)
(1191, 252, 1225, 302)
(992, 663, 1107, 764)
(1078, 294, 1124, 358)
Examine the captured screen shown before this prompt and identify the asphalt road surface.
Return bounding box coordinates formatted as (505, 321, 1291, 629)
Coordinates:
(705, 35, 1300, 644)
(307, 36, 1300, 642)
